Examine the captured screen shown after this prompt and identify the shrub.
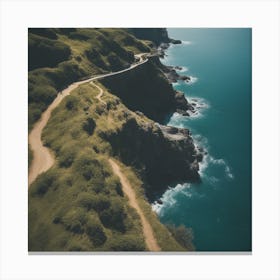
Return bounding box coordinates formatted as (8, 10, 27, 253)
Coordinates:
(65, 95, 79, 110)
(76, 192, 110, 212)
(105, 176, 123, 196)
(29, 106, 42, 125)
(28, 85, 57, 104)
(166, 224, 195, 251)
(28, 33, 71, 70)
(108, 235, 145, 251)
(58, 143, 78, 168)
(85, 48, 108, 70)
(93, 194, 111, 212)
(99, 198, 126, 232)
(107, 53, 123, 71)
(66, 240, 88, 251)
(76, 192, 96, 210)
(61, 207, 86, 234)
(85, 214, 107, 246)
(31, 171, 56, 195)
(82, 117, 96, 135)
(91, 183, 104, 194)
(74, 152, 105, 181)
(59, 152, 75, 168)
(45, 61, 85, 91)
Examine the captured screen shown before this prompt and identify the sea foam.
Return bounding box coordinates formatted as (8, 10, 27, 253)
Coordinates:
(182, 40, 192, 45)
(152, 183, 194, 216)
(185, 76, 198, 85)
(177, 66, 188, 73)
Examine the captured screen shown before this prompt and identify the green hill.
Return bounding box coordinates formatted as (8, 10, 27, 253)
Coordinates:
(28, 28, 196, 252)
(28, 28, 151, 129)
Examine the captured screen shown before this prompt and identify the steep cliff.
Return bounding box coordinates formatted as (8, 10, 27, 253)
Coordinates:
(102, 117, 201, 200)
(100, 56, 192, 123)
(127, 28, 170, 46)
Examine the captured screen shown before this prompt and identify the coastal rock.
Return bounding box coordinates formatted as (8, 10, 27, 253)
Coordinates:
(174, 91, 193, 112)
(170, 39, 182, 44)
(180, 75, 191, 82)
(174, 66, 183, 71)
(104, 118, 201, 199)
(159, 42, 170, 50)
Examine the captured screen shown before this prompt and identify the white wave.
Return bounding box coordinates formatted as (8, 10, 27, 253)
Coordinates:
(193, 133, 209, 148)
(176, 66, 188, 73)
(208, 176, 220, 184)
(182, 40, 192, 45)
(191, 135, 234, 181)
(207, 155, 234, 180)
(188, 110, 203, 119)
(188, 97, 210, 119)
(168, 112, 187, 128)
(168, 97, 210, 122)
(152, 183, 193, 216)
(225, 166, 234, 179)
(189, 97, 210, 109)
(185, 76, 198, 85)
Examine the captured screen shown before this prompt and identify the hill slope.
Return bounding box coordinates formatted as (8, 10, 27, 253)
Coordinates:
(28, 28, 197, 251)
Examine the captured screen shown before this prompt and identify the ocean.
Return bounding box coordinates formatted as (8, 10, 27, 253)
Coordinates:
(153, 28, 252, 251)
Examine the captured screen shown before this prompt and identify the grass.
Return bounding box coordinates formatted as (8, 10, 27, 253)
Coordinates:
(29, 81, 188, 251)
(28, 28, 193, 251)
(29, 83, 143, 251)
(28, 28, 151, 131)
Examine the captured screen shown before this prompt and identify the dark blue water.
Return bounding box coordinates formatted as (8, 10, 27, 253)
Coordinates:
(153, 28, 252, 251)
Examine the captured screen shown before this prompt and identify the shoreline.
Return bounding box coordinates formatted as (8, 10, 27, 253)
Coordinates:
(157, 42, 203, 118)
(151, 40, 206, 208)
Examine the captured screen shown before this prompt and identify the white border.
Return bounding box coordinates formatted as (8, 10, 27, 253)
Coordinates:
(1, 0, 279, 279)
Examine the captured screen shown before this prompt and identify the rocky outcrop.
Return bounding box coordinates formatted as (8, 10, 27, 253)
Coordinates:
(174, 91, 195, 116)
(164, 67, 191, 83)
(169, 39, 182, 44)
(127, 28, 170, 46)
(102, 118, 201, 200)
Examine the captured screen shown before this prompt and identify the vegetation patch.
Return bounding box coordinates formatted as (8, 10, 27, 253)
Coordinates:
(28, 28, 151, 130)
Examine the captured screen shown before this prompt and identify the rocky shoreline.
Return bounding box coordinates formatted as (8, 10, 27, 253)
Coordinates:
(157, 40, 202, 118)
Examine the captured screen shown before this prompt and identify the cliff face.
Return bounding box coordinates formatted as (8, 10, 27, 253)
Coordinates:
(103, 117, 201, 200)
(101, 57, 191, 123)
(127, 28, 170, 46)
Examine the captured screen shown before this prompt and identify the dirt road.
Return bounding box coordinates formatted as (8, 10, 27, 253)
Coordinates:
(28, 53, 148, 187)
(108, 158, 161, 252)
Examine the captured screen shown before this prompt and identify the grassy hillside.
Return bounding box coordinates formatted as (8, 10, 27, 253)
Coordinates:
(29, 82, 187, 251)
(28, 28, 196, 251)
(28, 28, 151, 130)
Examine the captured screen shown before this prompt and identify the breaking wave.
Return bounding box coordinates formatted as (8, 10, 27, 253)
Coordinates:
(176, 66, 188, 73)
(152, 183, 199, 216)
(182, 40, 192, 45)
(185, 76, 198, 84)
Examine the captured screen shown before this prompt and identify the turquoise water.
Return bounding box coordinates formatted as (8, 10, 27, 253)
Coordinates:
(154, 28, 252, 251)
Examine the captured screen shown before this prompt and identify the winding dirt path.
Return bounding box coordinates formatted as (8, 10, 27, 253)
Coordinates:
(28, 54, 160, 250)
(90, 82, 106, 105)
(28, 53, 149, 187)
(108, 159, 161, 252)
